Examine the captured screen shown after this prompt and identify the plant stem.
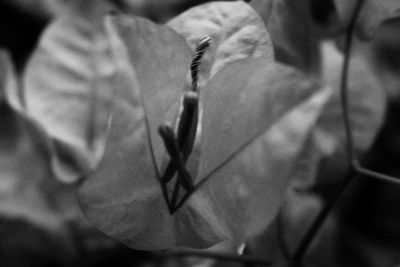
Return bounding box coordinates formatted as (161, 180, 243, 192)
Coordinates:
(356, 165, 400, 185)
(340, 0, 365, 167)
(290, 170, 357, 265)
(339, 1, 400, 186)
(160, 249, 273, 266)
(290, 0, 365, 264)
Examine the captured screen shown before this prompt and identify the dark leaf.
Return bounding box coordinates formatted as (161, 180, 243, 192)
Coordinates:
(250, 0, 321, 73)
(334, 0, 400, 38)
(248, 41, 387, 266)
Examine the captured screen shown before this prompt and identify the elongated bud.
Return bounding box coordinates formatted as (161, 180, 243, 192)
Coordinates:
(158, 123, 194, 191)
(190, 36, 212, 92)
(183, 91, 198, 107)
(158, 123, 175, 148)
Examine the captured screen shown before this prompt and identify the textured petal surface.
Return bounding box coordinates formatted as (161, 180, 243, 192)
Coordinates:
(168, 1, 273, 85)
(79, 28, 330, 248)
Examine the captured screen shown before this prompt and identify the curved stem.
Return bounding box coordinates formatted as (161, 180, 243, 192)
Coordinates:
(290, 0, 365, 264)
(340, 0, 365, 167)
(160, 249, 273, 266)
(290, 171, 357, 265)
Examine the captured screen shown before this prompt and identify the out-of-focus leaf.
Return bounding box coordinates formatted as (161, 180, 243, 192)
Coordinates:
(247, 132, 339, 267)
(118, 0, 237, 22)
(327, 20, 400, 267)
(0, 50, 82, 265)
(250, 0, 321, 73)
(334, 0, 400, 38)
(367, 18, 400, 100)
(1, 50, 64, 228)
(4, 0, 115, 19)
(19, 13, 116, 183)
(78, 14, 331, 250)
(248, 41, 387, 266)
(315, 41, 386, 182)
(280, 41, 386, 253)
(0, 51, 18, 105)
(267, 133, 340, 267)
(5, 0, 66, 18)
(168, 1, 274, 85)
(277, 136, 324, 255)
(2, 48, 138, 265)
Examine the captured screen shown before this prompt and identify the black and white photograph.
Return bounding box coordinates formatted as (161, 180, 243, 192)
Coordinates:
(1, 0, 400, 266)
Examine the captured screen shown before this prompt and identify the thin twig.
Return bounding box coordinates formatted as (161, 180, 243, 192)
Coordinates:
(340, 4, 361, 167)
(339, 1, 400, 184)
(290, 0, 365, 264)
(160, 249, 273, 266)
(355, 165, 400, 185)
(290, 170, 357, 265)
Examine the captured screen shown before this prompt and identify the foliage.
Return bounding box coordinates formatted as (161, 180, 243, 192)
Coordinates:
(334, 0, 400, 38)
(1, 0, 400, 266)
